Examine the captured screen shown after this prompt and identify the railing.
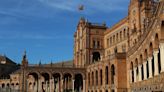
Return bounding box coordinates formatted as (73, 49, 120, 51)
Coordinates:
(130, 73, 164, 90)
(105, 53, 126, 61)
(0, 88, 20, 92)
(27, 64, 86, 69)
(89, 23, 106, 27)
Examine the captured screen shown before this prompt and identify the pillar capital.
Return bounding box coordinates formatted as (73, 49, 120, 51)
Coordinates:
(153, 50, 159, 55)
(143, 61, 147, 65)
(133, 67, 137, 70)
(138, 64, 142, 68)
(159, 42, 164, 49)
(147, 57, 152, 61)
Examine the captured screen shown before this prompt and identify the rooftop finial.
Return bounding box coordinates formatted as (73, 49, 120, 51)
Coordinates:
(22, 50, 28, 67)
(23, 50, 26, 60)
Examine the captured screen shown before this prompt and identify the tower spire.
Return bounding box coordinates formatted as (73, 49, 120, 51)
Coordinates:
(21, 50, 28, 68)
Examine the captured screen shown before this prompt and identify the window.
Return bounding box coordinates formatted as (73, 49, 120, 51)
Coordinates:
(120, 31, 122, 40)
(92, 52, 101, 62)
(93, 40, 96, 48)
(110, 37, 112, 45)
(97, 41, 100, 48)
(92, 72, 94, 85)
(111, 65, 115, 84)
(100, 69, 103, 85)
(96, 71, 98, 85)
(113, 35, 115, 44)
(123, 29, 126, 38)
(107, 39, 109, 47)
(116, 33, 119, 42)
(106, 66, 109, 84)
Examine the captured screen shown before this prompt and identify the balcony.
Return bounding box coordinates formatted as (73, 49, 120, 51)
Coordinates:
(130, 73, 164, 91)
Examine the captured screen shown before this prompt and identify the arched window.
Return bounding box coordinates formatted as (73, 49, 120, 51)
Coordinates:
(146, 61, 149, 78)
(2, 83, 5, 88)
(111, 65, 115, 84)
(93, 40, 96, 48)
(140, 55, 144, 80)
(96, 71, 98, 85)
(92, 72, 94, 86)
(158, 49, 161, 73)
(97, 41, 100, 48)
(105, 66, 109, 84)
(107, 38, 109, 47)
(110, 37, 112, 45)
(120, 31, 122, 40)
(116, 33, 119, 42)
(135, 59, 138, 76)
(114, 47, 118, 53)
(100, 69, 103, 85)
(123, 29, 126, 38)
(113, 35, 115, 44)
(141, 64, 144, 80)
(131, 62, 134, 82)
(155, 34, 161, 73)
(92, 52, 101, 62)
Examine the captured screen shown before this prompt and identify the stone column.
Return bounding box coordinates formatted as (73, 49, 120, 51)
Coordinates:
(58, 77, 60, 92)
(45, 81, 48, 92)
(129, 70, 132, 83)
(65, 78, 67, 91)
(50, 78, 53, 92)
(138, 65, 142, 81)
(148, 57, 153, 78)
(61, 78, 63, 92)
(35, 81, 38, 92)
(143, 61, 147, 80)
(91, 55, 93, 64)
(38, 78, 42, 92)
(83, 80, 85, 92)
(154, 50, 159, 76)
(160, 43, 164, 72)
(72, 79, 75, 92)
(35, 81, 37, 92)
(133, 67, 137, 82)
(26, 80, 28, 92)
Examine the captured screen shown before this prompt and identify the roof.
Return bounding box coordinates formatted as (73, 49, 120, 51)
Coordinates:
(39, 60, 74, 67)
(10, 69, 21, 75)
(0, 55, 16, 65)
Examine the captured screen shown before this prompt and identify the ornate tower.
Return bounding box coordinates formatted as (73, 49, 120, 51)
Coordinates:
(129, 0, 141, 32)
(20, 51, 28, 92)
(21, 51, 28, 68)
(73, 18, 107, 67)
(128, 0, 156, 48)
(140, 0, 155, 30)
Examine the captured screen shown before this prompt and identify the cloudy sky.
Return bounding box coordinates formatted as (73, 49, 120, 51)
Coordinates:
(0, 0, 129, 64)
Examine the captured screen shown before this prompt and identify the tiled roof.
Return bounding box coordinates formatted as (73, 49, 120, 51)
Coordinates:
(0, 55, 16, 65)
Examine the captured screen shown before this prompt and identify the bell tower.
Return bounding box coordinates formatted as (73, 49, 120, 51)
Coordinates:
(129, 0, 141, 32)
(73, 18, 107, 67)
(140, 0, 155, 30)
